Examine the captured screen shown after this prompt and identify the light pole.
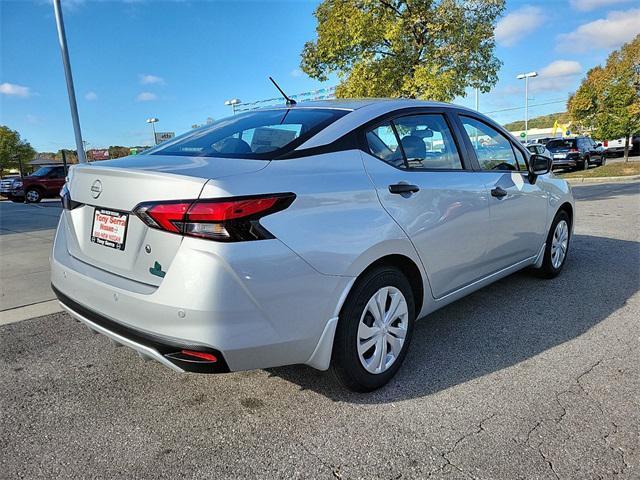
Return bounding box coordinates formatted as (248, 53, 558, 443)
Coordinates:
(146, 117, 159, 145)
(52, 0, 86, 163)
(516, 71, 538, 143)
(224, 98, 242, 115)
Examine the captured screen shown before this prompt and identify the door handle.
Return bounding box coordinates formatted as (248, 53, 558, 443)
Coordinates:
(389, 183, 420, 195)
(491, 186, 508, 198)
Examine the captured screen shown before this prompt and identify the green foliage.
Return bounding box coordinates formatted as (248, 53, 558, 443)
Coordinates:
(55, 149, 79, 164)
(108, 146, 131, 159)
(568, 35, 640, 160)
(301, 0, 506, 101)
(503, 112, 572, 131)
(0, 125, 36, 177)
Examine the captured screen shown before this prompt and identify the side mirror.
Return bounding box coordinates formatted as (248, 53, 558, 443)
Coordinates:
(596, 143, 602, 148)
(529, 153, 552, 176)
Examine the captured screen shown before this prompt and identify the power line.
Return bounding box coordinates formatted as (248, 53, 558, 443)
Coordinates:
(482, 99, 567, 115)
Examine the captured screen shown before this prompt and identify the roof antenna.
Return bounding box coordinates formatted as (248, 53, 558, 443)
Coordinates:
(269, 77, 296, 106)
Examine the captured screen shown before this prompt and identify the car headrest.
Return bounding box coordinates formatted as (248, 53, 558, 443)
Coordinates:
(218, 137, 252, 154)
(401, 135, 426, 159)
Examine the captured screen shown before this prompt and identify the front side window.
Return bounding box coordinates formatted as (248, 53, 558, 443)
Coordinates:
(150, 108, 348, 159)
(460, 116, 519, 171)
(366, 114, 462, 170)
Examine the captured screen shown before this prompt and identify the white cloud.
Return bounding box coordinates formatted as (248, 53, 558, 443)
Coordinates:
(290, 69, 304, 78)
(0, 82, 31, 97)
(558, 9, 640, 52)
(569, 0, 634, 11)
(501, 60, 583, 96)
(136, 92, 157, 101)
(495, 6, 544, 47)
(26, 114, 41, 124)
(85, 91, 98, 101)
(539, 60, 582, 78)
(532, 60, 583, 92)
(139, 74, 165, 85)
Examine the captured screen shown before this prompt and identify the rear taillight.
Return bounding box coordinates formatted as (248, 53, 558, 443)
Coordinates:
(569, 148, 579, 153)
(604, 140, 608, 147)
(133, 193, 295, 242)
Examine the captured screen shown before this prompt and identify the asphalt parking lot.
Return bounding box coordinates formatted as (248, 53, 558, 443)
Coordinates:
(1, 181, 639, 479)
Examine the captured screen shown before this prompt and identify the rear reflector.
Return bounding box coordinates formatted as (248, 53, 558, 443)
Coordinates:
(134, 193, 295, 242)
(180, 350, 218, 362)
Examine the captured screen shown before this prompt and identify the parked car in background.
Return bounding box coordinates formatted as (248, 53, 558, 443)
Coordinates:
(51, 99, 574, 392)
(5, 165, 67, 202)
(602, 135, 639, 157)
(0, 175, 20, 199)
(526, 143, 552, 159)
(546, 137, 605, 170)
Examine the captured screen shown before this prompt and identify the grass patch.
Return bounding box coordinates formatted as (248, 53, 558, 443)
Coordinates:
(558, 161, 640, 178)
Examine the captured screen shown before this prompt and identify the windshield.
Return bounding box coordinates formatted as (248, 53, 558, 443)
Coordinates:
(150, 108, 349, 159)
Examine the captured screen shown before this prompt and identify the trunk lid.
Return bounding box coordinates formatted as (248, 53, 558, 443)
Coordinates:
(63, 155, 268, 286)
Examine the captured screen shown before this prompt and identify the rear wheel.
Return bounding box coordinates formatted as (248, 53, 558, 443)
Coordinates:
(582, 156, 590, 170)
(25, 188, 42, 203)
(599, 157, 606, 166)
(535, 210, 571, 278)
(331, 267, 415, 392)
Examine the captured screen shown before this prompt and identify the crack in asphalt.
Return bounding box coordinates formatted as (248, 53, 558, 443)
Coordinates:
(426, 413, 498, 479)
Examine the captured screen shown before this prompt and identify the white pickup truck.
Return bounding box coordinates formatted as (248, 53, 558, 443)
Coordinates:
(602, 136, 634, 157)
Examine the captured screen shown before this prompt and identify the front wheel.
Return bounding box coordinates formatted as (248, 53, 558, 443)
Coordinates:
(535, 210, 571, 278)
(582, 156, 590, 170)
(599, 157, 606, 166)
(331, 267, 415, 392)
(25, 188, 42, 203)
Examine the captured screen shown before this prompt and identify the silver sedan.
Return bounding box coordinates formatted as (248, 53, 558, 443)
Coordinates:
(51, 99, 574, 391)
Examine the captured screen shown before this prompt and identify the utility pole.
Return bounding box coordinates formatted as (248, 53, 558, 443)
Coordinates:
(52, 0, 86, 163)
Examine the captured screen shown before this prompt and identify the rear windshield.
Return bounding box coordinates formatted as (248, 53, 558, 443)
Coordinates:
(547, 139, 576, 150)
(150, 108, 348, 159)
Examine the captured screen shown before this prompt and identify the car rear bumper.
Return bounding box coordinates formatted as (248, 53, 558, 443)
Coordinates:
(51, 214, 352, 373)
(551, 159, 577, 168)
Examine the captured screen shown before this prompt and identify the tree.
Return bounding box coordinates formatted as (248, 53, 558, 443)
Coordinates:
(0, 126, 36, 178)
(568, 35, 640, 161)
(300, 0, 505, 101)
(108, 146, 131, 159)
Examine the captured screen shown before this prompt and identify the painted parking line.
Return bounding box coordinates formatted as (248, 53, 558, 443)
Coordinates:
(0, 300, 62, 326)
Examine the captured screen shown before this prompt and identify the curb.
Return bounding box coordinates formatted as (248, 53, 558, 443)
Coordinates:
(0, 300, 63, 326)
(564, 174, 640, 185)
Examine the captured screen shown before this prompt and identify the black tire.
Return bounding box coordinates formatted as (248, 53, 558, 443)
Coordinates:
(331, 266, 415, 392)
(25, 188, 42, 203)
(599, 157, 606, 167)
(535, 210, 571, 279)
(582, 156, 590, 170)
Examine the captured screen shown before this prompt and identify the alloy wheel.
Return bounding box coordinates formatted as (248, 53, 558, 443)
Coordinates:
(551, 219, 569, 269)
(26, 190, 40, 202)
(357, 286, 408, 374)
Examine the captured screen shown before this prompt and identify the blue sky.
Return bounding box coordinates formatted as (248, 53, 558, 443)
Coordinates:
(1, 0, 639, 151)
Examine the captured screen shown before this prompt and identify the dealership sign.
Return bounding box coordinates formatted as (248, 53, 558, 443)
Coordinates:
(88, 149, 109, 160)
(155, 132, 175, 144)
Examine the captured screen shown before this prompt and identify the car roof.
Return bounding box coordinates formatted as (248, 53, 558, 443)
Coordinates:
(288, 98, 476, 150)
(278, 98, 455, 112)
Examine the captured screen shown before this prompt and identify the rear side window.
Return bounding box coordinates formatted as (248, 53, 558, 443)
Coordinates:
(460, 116, 519, 171)
(366, 114, 462, 170)
(150, 108, 348, 159)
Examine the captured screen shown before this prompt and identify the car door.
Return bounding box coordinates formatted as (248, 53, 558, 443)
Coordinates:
(456, 114, 548, 270)
(42, 166, 66, 196)
(361, 109, 492, 299)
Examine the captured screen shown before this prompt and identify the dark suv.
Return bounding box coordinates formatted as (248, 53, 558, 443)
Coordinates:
(4, 165, 67, 203)
(546, 137, 605, 170)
